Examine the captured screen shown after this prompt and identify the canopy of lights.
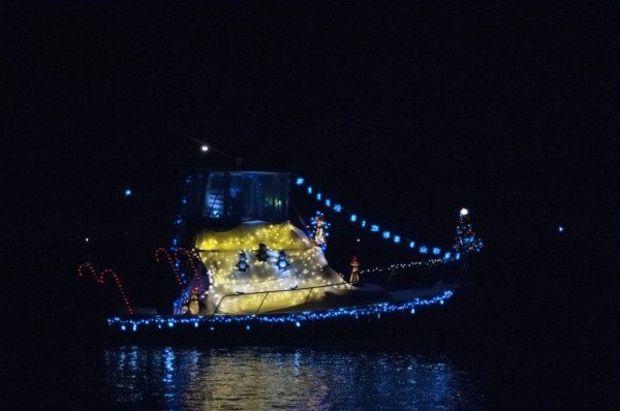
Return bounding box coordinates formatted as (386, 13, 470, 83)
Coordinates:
(193, 221, 350, 315)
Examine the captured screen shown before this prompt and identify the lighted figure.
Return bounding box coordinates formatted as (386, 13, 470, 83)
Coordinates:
(349, 255, 360, 284)
(236, 251, 249, 272)
(189, 290, 200, 315)
(256, 243, 269, 262)
(277, 250, 289, 271)
(312, 214, 327, 249)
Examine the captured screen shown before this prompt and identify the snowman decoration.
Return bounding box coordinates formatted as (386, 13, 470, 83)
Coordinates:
(189, 289, 201, 315)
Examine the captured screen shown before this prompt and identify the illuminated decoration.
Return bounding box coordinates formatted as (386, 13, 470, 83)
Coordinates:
(454, 208, 484, 254)
(460, 208, 469, 217)
(236, 252, 249, 272)
(349, 256, 360, 284)
(256, 243, 269, 262)
(155, 247, 204, 286)
(84, 237, 90, 243)
(108, 290, 454, 331)
(200, 144, 209, 152)
(157, 172, 481, 320)
(294, 177, 447, 255)
(123, 188, 132, 197)
(557, 225, 564, 233)
(310, 212, 329, 250)
(154, 248, 183, 285)
(360, 258, 445, 274)
(189, 290, 200, 315)
(276, 250, 289, 270)
(193, 221, 350, 315)
(77, 263, 134, 315)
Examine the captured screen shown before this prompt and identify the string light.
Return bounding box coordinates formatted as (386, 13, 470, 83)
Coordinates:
(107, 289, 454, 332)
(294, 177, 448, 255)
(360, 258, 445, 274)
(77, 263, 134, 315)
(155, 247, 204, 286)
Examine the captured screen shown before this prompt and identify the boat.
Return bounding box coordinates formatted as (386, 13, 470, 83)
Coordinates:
(105, 169, 483, 337)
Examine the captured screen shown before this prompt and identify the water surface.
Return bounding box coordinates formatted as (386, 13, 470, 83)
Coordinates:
(100, 345, 484, 409)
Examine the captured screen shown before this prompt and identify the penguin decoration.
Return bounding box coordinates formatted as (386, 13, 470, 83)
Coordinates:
(236, 251, 249, 272)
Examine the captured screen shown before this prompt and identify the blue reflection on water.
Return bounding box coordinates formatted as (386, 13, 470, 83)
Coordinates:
(104, 346, 484, 409)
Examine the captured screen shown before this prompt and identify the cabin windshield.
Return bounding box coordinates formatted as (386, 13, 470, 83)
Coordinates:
(202, 171, 290, 224)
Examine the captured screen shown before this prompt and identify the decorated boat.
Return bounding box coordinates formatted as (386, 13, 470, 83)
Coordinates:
(95, 170, 483, 336)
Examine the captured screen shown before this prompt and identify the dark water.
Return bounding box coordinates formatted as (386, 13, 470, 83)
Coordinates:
(97, 345, 484, 409)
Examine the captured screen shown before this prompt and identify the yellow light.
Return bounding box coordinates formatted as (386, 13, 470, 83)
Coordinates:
(194, 221, 348, 314)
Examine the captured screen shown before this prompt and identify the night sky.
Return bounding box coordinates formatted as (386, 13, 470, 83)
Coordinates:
(5, 2, 616, 405)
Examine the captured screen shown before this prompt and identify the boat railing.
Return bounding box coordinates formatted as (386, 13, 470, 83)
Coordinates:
(212, 281, 348, 316)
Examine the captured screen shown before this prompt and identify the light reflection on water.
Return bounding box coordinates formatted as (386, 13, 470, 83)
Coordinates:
(104, 346, 484, 409)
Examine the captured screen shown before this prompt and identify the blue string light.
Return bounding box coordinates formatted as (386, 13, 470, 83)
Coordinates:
(107, 290, 455, 333)
(294, 177, 452, 256)
(382, 231, 391, 239)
